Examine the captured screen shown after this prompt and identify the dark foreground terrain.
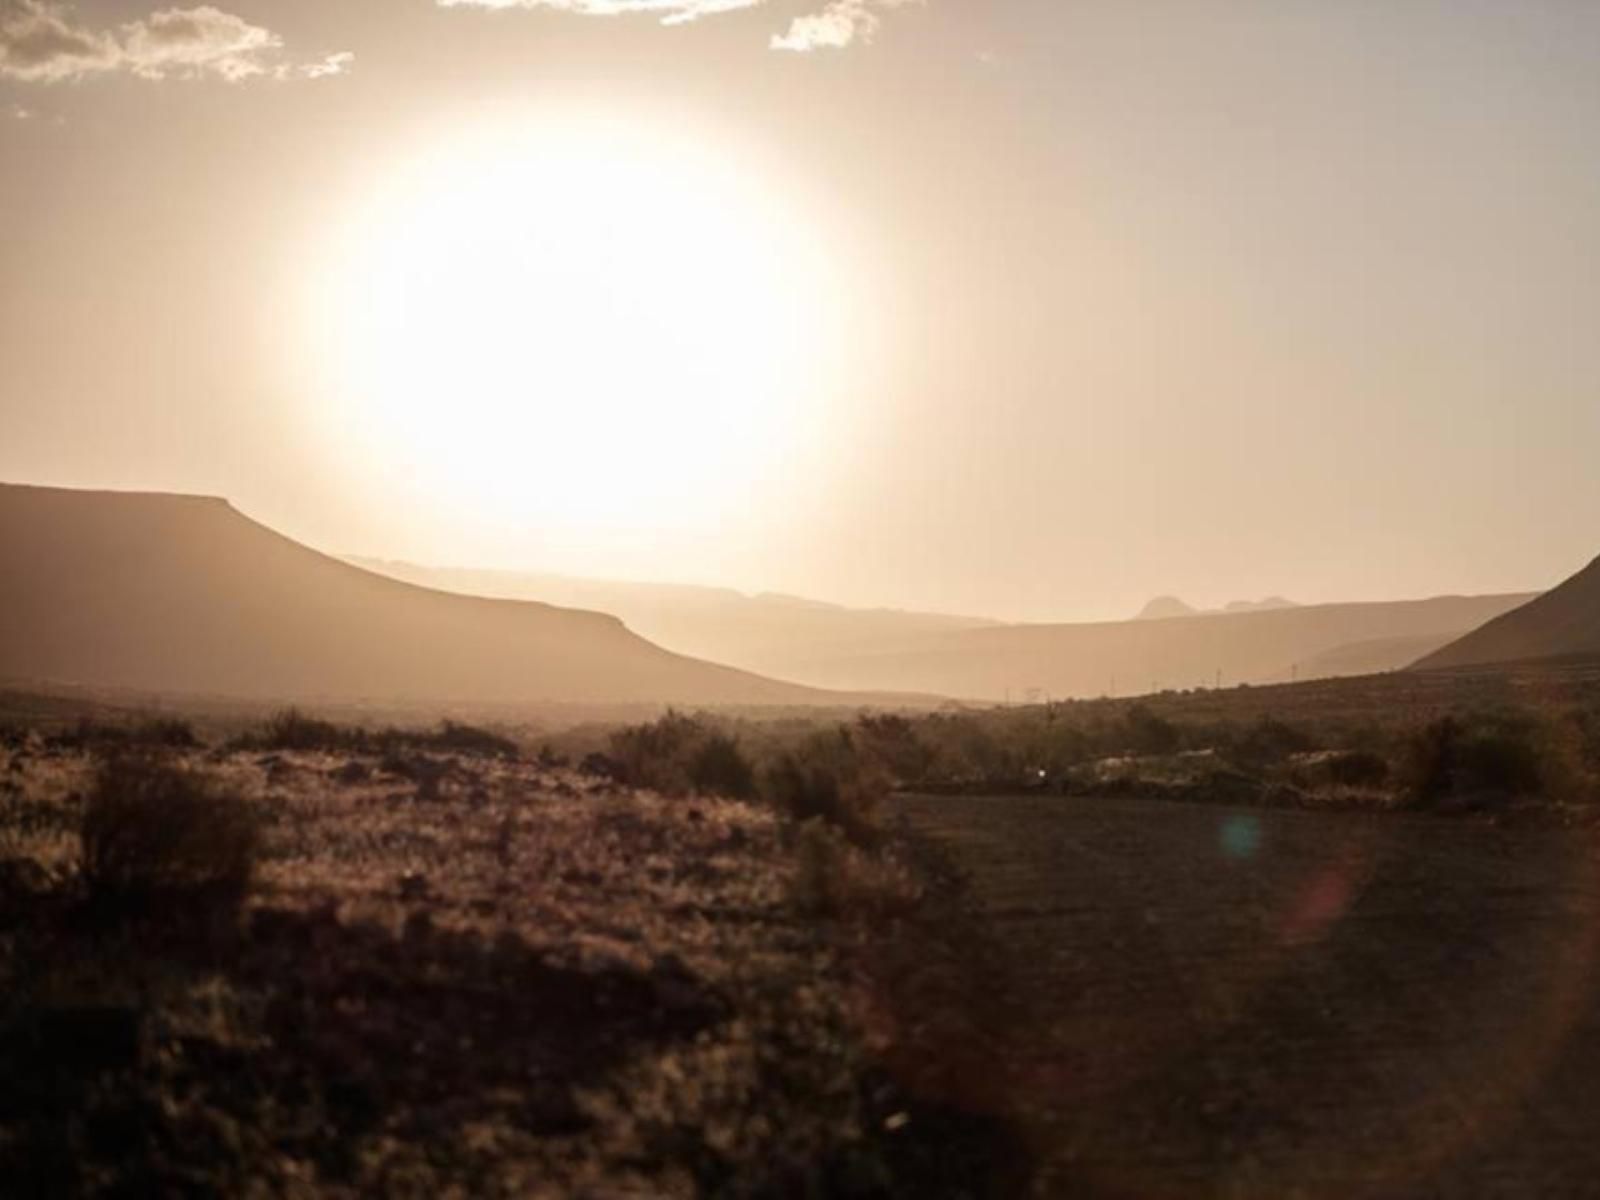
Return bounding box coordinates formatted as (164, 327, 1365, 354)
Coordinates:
(0, 731, 1009, 1198)
(894, 793, 1600, 1199)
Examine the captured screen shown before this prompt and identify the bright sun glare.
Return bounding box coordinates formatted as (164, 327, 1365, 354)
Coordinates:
(305, 108, 851, 536)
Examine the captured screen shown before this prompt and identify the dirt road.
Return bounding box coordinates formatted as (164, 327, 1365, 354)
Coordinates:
(890, 794, 1600, 1199)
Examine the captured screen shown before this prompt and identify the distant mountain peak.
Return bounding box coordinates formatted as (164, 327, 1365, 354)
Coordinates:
(1135, 596, 1199, 621)
(1136, 595, 1301, 621)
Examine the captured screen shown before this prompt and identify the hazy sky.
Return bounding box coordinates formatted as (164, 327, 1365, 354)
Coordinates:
(4, 0, 1599, 623)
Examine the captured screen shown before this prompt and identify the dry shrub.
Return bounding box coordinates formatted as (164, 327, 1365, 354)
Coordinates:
(790, 819, 920, 920)
(424, 720, 519, 759)
(1404, 712, 1594, 809)
(241, 707, 356, 753)
(606, 713, 759, 800)
(607, 711, 702, 795)
(79, 755, 260, 912)
(766, 730, 889, 847)
(689, 733, 757, 800)
(54, 717, 200, 752)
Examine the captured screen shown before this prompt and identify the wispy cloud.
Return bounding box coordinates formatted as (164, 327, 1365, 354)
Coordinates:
(436, 0, 920, 49)
(0, 1, 354, 83)
(771, 0, 917, 52)
(436, 0, 761, 24)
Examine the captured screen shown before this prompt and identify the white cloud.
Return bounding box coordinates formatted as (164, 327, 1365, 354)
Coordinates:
(435, 0, 761, 24)
(282, 49, 356, 81)
(771, 0, 918, 52)
(437, 0, 919, 47)
(0, 1, 353, 83)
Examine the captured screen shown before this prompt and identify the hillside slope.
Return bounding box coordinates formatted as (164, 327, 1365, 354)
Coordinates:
(774, 594, 1535, 701)
(0, 484, 855, 707)
(1413, 555, 1600, 670)
(1276, 633, 1459, 682)
(348, 557, 999, 681)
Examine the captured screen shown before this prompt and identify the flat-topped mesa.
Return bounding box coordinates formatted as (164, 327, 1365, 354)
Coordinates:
(0, 482, 851, 707)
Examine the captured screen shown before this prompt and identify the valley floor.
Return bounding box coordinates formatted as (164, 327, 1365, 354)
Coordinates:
(892, 792, 1600, 1198)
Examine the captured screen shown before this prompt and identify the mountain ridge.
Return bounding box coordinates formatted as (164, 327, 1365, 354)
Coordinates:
(0, 484, 900, 708)
(1413, 554, 1600, 671)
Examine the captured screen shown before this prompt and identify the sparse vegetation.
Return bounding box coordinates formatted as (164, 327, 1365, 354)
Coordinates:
(4, 662, 1598, 1193)
(52, 715, 202, 752)
(688, 730, 758, 799)
(789, 818, 921, 919)
(586, 662, 1600, 817)
(78, 754, 260, 913)
(0, 716, 999, 1196)
(601, 712, 891, 841)
(231, 707, 520, 759)
(1402, 711, 1592, 810)
(766, 729, 889, 845)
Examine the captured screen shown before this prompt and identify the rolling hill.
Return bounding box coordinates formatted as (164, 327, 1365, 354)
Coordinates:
(764, 593, 1536, 701)
(347, 557, 1000, 682)
(0, 484, 875, 708)
(350, 554, 1535, 702)
(1413, 554, 1600, 671)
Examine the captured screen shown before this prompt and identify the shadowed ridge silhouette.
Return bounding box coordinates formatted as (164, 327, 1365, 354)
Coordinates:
(0, 483, 875, 706)
(1413, 553, 1600, 671)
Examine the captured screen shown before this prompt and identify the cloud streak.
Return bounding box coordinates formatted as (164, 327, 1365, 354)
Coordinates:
(771, 0, 917, 52)
(436, 0, 761, 24)
(436, 0, 919, 49)
(0, 1, 353, 83)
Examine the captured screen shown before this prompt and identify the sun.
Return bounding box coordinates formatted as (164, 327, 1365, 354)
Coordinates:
(302, 107, 852, 538)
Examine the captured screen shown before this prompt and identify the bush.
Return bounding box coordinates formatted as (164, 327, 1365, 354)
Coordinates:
(245, 708, 356, 753)
(789, 819, 919, 920)
(606, 713, 759, 800)
(853, 714, 936, 785)
(54, 717, 201, 752)
(1122, 704, 1181, 756)
(1402, 712, 1587, 808)
(688, 734, 757, 800)
(235, 712, 518, 760)
(422, 721, 519, 759)
(607, 711, 704, 795)
(79, 755, 260, 912)
(765, 730, 887, 846)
